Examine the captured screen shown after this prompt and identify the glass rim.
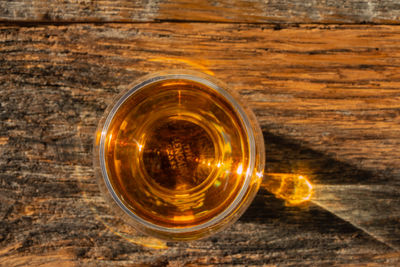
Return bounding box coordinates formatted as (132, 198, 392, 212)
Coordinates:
(98, 72, 257, 234)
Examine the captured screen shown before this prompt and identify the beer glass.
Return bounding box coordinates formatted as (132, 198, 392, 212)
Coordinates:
(93, 70, 265, 241)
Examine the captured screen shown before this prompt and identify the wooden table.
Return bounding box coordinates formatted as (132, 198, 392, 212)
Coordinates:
(1, 1, 400, 266)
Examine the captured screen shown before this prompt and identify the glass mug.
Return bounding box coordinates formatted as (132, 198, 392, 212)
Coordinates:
(93, 70, 265, 241)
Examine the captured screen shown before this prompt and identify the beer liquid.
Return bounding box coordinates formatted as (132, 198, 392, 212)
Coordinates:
(104, 79, 251, 228)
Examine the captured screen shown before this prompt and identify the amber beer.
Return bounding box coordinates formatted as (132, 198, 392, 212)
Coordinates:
(94, 71, 265, 240)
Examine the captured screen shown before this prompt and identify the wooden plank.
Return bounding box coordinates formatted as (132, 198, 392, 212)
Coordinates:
(1, 23, 400, 265)
(1, 0, 400, 23)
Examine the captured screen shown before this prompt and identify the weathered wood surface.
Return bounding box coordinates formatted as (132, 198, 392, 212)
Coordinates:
(1, 0, 400, 24)
(1, 23, 400, 265)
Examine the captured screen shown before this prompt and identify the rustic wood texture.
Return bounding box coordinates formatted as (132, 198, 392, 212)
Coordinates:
(1, 23, 400, 266)
(1, 0, 400, 23)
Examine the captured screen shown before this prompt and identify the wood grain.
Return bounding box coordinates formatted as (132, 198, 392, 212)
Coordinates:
(1, 0, 400, 24)
(1, 23, 400, 265)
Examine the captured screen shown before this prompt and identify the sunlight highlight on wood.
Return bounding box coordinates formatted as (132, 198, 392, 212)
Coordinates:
(263, 173, 313, 206)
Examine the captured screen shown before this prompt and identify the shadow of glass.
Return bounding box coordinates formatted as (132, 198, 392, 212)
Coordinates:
(260, 130, 381, 186)
(239, 129, 399, 250)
